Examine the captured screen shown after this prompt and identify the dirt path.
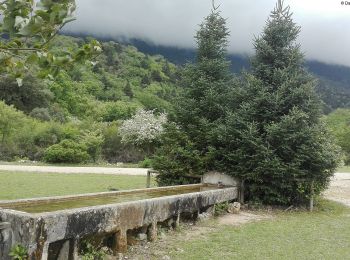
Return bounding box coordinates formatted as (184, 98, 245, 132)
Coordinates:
(0, 164, 148, 176)
(324, 172, 350, 207)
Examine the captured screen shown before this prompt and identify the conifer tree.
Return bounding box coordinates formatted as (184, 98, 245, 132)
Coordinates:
(154, 3, 233, 185)
(218, 0, 340, 204)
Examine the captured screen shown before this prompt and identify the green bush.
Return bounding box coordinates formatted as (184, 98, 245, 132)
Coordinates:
(9, 244, 28, 260)
(102, 123, 145, 163)
(29, 107, 51, 121)
(102, 101, 140, 121)
(214, 202, 229, 216)
(80, 242, 106, 260)
(139, 157, 153, 168)
(80, 130, 104, 163)
(44, 139, 90, 163)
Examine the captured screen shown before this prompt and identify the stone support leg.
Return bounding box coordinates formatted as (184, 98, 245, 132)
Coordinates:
(40, 242, 50, 260)
(148, 221, 158, 242)
(0, 223, 12, 260)
(174, 213, 180, 229)
(114, 229, 128, 254)
(72, 239, 79, 260)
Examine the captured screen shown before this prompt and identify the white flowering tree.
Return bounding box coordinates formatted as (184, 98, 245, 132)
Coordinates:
(119, 109, 167, 154)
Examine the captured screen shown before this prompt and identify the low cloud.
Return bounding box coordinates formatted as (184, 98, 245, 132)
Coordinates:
(64, 0, 350, 66)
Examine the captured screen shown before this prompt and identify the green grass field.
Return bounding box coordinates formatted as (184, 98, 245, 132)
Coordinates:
(0, 171, 153, 200)
(169, 201, 350, 260)
(338, 165, 350, 172)
(0, 161, 141, 168)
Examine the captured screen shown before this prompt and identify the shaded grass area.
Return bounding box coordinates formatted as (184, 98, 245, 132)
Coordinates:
(170, 201, 350, 260)
(0, 171, 154, 200)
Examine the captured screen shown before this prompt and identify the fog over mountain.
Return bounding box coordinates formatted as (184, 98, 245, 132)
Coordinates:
(65, 0, 350, 67)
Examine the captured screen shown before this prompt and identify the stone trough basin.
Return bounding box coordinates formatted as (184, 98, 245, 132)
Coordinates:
(0, 173, 238, 260)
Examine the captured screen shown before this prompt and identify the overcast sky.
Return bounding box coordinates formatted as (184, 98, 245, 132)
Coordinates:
(65, 0, 350, 67)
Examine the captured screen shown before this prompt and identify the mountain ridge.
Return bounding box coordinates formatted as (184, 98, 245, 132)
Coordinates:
(63, 33, 350, 112)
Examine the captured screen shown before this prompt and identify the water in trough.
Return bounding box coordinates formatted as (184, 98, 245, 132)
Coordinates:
(2, 185, 219, 214)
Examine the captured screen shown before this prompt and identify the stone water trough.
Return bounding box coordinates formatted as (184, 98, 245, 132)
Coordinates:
(0, 172, 238, 259)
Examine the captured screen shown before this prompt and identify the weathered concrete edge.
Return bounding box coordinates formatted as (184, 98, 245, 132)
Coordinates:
(0, 187, 236, 218)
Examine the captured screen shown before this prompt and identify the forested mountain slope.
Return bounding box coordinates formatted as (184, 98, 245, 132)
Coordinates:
(128, 39, 350, 113)
(0, 35, 180, 163)
(0, 35, 179, 123)
(61, 34, 350, 113)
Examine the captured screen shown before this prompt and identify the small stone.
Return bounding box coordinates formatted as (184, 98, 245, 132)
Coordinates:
(159, 232, 166, 239)
(228, 202, 241, 214)
(233, 202, 241, 213)
(101, 246, 109, 253)
(137, 233, 148, 241)
(198, 212, 211, 222)
(162, 256, 171, 260)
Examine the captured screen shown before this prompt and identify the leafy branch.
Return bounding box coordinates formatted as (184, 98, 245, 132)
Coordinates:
(0, 0, 101, 84)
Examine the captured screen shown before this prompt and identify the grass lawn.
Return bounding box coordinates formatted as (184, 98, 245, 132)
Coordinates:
(168, 201, 350, 260)
(0, 161, 141, 168)
(0, 171, 153, 200)
(338, 165, 350, 172)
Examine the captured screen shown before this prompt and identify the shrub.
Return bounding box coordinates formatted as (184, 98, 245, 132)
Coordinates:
(80, 242, 106, 260)
(138, 157, 153, 168)
(29, 107, 52, 121)
(80, 130, 104, 163)
(214, 202, 229, 216)
(102, 123, 144, 163)
(43, 139, 90, 163)
(9, 244, 28, 260)
(102, 101, 140, 121)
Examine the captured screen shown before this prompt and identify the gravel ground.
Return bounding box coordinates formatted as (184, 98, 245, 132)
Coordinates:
(324, 172, 350, 207)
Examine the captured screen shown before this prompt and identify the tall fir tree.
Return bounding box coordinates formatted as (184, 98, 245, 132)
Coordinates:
(217, 0, 340, 205)
(154, 4, 234, 185)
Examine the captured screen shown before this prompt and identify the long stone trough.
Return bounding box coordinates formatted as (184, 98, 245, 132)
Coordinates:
(0, 173, 238, 259)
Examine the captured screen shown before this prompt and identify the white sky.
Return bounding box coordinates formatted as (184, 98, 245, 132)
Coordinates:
(65, 0, 350, 66)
